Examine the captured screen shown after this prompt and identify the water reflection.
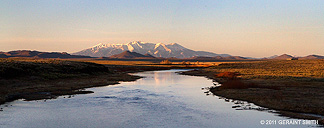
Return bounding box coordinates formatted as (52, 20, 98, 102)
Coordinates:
(153, 71, 173, 85)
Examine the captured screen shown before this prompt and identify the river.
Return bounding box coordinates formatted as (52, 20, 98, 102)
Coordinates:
(0, 69, 320, 127)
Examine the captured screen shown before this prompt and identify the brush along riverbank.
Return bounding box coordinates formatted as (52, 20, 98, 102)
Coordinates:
(180, 60, 324, 125)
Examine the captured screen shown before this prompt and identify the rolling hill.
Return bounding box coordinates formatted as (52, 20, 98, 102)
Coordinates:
(0, 50, 92, 58)
(272, 54, 295, 60)
(299, 55, 324, 60)
(109, 51, 156, 59)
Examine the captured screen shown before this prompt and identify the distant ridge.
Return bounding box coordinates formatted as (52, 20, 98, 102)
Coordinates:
(299, 55, 324, 60)
(268, 54, 324, 60)
(110, 51, 156, 59)
(0, 50, 92, 58)
(272, 54, 294, 60)
(73, 41, 230, 58)
(2, 50, 324, 60)
(223, 56, 247, 60)
(264, 55, 279, 59)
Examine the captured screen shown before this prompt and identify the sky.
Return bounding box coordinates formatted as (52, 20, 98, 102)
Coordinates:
(1, 0, 323, 58)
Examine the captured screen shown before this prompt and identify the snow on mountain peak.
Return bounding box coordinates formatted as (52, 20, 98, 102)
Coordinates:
(127, 44, 135, 52)
(74, 41, 228, 58)
(130, 41, 138, 44)
(90, 43, 108, 53)
(129, 41, 145, 44)
(154, 43, 163, 49)
(154, 43, 171, 53)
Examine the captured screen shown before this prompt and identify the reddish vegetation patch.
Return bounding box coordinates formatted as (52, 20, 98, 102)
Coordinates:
(215, 72, 240, 79)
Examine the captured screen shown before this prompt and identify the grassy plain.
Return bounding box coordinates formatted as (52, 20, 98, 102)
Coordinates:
(206, 60, 324, 80)
(83, 59, 217, 67)
(181, 59, 324, 124)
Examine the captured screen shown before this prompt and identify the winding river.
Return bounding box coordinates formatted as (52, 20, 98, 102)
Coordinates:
(0, 69, 320, 127)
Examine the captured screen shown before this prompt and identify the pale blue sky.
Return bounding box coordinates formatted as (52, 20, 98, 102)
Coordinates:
(1, 0, 323, 57)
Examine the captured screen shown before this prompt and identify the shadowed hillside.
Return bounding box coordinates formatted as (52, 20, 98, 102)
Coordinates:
(272, 54, 294, 60)
(299, 55, 324, 60)
(0, 58, 109, 79)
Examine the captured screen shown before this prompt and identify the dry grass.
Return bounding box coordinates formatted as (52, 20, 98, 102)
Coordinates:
(82, 59, 214, 68)
(206, 60, 324, 81)
(85, 60, 156, 66)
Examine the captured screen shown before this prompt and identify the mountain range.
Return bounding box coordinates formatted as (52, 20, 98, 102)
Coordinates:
(1, 42, 324, 60)
(1, 50, 324, 61)
(0, 50, 91, 58)
(73, 41, 230, 58)
(299, 55, 324, 60)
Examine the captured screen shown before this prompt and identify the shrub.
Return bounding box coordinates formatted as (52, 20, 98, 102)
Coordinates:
(160, 60, 172, 64)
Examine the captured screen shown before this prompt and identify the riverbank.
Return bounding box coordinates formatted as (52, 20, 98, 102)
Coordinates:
(180, 60, 324, 125)
(0, 58, 182, 104)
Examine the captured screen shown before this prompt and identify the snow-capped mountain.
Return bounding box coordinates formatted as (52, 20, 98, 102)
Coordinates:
(73, 41, 230, 58)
